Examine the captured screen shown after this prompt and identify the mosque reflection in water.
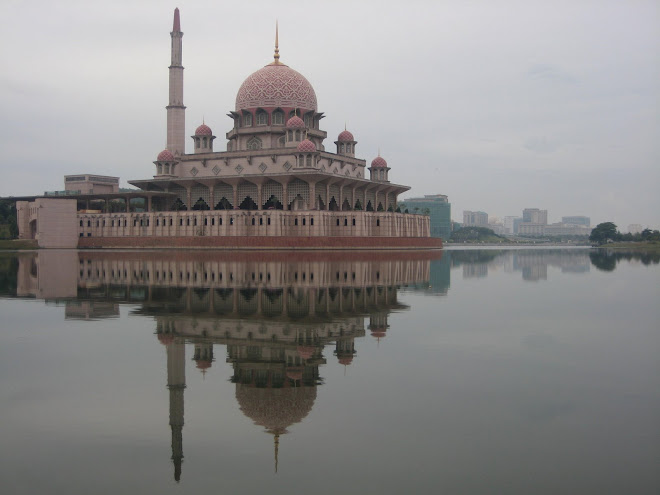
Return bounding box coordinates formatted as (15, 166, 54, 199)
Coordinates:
(13, 250, 439, 480)
(8, 247, 606, 481)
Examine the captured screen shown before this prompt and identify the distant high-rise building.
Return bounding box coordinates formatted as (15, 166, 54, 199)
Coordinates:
(403, 194, 452, 240)
(562, 216, 590, 227)
(504, 216, 522, 234)
(522, 208, 548, 225)
(463, 211, 488, 227)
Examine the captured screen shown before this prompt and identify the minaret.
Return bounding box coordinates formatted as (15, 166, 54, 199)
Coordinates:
(167, 8, 186, 156)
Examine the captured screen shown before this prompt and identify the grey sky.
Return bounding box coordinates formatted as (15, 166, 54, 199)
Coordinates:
(1, 0, 658, 228)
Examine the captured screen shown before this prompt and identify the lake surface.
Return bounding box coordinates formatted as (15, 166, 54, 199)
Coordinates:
(0, 248, 658, 494)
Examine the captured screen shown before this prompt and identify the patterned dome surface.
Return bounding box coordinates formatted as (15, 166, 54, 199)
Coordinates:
(157, 149, 176, 161)
(337, 130, 354, 142)
(195, 124, 213, 136)
(371, 156, 388, 168)
(297, 139, 316, 152)
(236, 385, 317, 433)
(236, 64, 317, 112)
(286, 116, 305, 129)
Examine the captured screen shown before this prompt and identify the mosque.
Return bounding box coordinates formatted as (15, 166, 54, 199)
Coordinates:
(15, 8, 441, 250)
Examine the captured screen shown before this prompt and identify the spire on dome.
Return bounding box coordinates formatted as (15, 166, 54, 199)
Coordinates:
(271, 21, 282, 65)
(173, 8, 181, 32)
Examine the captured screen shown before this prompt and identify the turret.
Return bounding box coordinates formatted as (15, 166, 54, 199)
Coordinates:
(369, 154, 390, 183)
(335, 128, 356, 157)
(192, 123, 215, 153)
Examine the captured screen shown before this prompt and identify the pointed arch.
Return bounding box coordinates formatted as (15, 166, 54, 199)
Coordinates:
(247, 136, 262, 150)
(239, 196, 258, 210)
(215, 197, 233, 210)
(342, 199, 352, 211)
(193, 197, 210, 210)
(366, 200, 374, 212)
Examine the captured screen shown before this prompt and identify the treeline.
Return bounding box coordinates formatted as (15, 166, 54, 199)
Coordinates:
(0, 200, 18, 239)
(450, 226, 504, 242)
(589, 222, 660, 244)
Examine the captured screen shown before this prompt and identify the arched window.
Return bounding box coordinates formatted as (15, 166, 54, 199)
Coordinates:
(256, 111, 267, 126)
(304, 113, 312, 128)
(195, 137, 200, 148)
(288, 130, 293, 140)
(272, 110, 284, 125)
(243, 113, 252, 127)
(247, 136, 262, 150)
(339, 144, 344, 152)
(346, 144, 351, 153)
(295, 130, 301, 141)
(157, 164, 162, 174)
(306, 155, 312, 167)
(202, 137, 207, 147)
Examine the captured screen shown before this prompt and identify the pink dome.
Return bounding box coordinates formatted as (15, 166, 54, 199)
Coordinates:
(297, 346, 315, 360)
(338, 356, 354, 365)
(297, 139, 316, 152)
(286, 116, 305, 129)
(371, 156, 388, 168)
(337, 130, 354, 142)
(195, 124, 213, 136)
(236, 64, 317, 112)
(157, 149, 175, 162)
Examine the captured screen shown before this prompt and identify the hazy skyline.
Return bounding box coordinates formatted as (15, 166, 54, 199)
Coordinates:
(1, 0, 658, 228)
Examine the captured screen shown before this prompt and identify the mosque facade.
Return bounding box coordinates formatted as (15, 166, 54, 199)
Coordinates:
(15, 8, 441, 249)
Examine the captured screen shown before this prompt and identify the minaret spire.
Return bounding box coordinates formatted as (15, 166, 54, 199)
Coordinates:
(173, 7, 181, 32)
(166, 8, 186, 156)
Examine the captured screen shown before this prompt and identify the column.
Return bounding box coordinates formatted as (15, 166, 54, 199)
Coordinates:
(257, 184, 262, 210)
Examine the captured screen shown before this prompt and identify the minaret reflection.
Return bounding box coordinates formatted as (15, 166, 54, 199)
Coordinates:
(159, 333, 185, 482)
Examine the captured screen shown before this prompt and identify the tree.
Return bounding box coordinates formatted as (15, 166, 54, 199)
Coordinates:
(589, 222, 619, 244)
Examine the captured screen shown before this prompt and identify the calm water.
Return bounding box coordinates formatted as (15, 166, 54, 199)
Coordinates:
(0, 248, 658, 494)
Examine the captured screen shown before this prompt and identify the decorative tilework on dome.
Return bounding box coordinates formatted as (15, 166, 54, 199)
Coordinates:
(194, 124, 212, 136)
(286, 116, 305, 128)
(236, 384, 317, 433)
(236, 64, 317, 112)
(337, 130, 354, 142)
(371, 156, 388, 168)
(297, 139, 316, 152)
(157, 149, 176, 161)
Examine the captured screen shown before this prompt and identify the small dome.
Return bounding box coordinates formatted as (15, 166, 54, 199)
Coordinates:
(337, 130, 354, 142)
(371, 156, 388, 168)
(297, 139, 316, 152)
(286, 370, 303, 381)
(195, 123, 213, 136)
(157, 149, 175, 162)
(195, 359, 212, 371)
(157, 333, 175, 346)
(338, 356, 354, 366)
(297, 346, 315, 360)
(286, 116, 305, 129)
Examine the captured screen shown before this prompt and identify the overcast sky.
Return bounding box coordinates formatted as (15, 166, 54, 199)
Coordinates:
(1, 0, 658, 228)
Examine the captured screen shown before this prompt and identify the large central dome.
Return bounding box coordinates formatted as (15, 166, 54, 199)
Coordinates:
(235, 63, 318, 113)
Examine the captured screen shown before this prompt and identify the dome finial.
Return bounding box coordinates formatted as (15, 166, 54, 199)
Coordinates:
(273, 20, 281, 65)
